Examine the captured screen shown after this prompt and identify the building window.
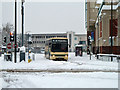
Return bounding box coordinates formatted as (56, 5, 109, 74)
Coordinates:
(79, 41, 86, 44)
(74, 37, 77, 40)
(109, 37, 114, 46)
(32, 36, 34, 38)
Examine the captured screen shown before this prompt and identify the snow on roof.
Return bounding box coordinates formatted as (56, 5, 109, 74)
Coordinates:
(20, 46, 25, 52)
(96, 0, 103, 4)
(95, 4, 119, 25)
(29, 32, 87, 35)
(75, 44, 86, 47)
(29, 32, 67, 34)
(75, 32, 87, 35)
(2, 46, 6, 48)
(117, 2, 120, 8)
(102, 5, 118, 10)
(75, 33, 87, 36)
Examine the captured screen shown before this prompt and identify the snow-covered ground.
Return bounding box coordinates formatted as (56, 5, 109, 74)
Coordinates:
(0, 53, 118, 71)
(0, 52, 119, 88)
(1, 72, 118, 88)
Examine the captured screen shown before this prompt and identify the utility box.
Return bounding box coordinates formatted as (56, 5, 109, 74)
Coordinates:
(20, 46, 25, 62)
(20, 51, 25, 62)
(4, 53, 12, 61)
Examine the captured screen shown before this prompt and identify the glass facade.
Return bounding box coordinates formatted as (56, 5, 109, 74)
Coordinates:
(79, 41, 86, 45)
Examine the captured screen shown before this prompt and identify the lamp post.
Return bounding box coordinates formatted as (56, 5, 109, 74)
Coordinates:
(98, 16, 100, 56)
(28, 33, 29, 59)
(21, 0, 25, 46)
(26, 31, 31, 60)
(14, 0, 17, 63)
(111, 0, 113, 61)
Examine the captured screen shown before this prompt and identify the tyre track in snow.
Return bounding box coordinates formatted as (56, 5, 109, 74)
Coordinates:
(0, 60, 119, 73)
(0, 69, 119, 73)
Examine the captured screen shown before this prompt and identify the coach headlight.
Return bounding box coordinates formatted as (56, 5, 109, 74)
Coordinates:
(65, 55, 68, 57)
(53, 55, 55, 57)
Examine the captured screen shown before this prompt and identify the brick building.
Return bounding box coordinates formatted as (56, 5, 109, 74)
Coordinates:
(86, 0, 120, 55)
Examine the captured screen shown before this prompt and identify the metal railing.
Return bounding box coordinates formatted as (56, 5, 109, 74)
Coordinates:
(97, 54, 120, 62)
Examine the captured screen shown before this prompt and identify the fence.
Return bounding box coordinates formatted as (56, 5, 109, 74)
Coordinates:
(97, 54, 120, 62)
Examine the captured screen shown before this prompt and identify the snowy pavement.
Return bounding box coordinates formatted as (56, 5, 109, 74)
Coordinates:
(0, 52, 119, 88)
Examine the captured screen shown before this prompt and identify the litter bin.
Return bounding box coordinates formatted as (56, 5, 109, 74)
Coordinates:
(4, 53, 12, 61)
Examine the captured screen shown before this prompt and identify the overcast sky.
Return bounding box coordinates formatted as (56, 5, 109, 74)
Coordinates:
(2, 0, 86, 34)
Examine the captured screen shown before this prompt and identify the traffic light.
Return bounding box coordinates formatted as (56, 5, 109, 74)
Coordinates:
(3, 37, 6, 43)
(88, 36, 91, 46)
(10, 32, 14, 42)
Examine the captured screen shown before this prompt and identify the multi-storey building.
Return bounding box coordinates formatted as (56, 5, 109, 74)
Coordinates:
(86, 0, 120, 55)
(26, 31, 87, 53)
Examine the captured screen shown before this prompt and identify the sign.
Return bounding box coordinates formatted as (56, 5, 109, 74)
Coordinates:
(52, 39, 68, 43)
(91, 32, 94, 41)
(7, 43, 11, 49)
(13, 44, 18, 48)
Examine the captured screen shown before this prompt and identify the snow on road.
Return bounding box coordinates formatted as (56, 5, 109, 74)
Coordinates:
(1, 72, 118, 88)
(0, 53, 118, 71)
(0, 52, 119, 88)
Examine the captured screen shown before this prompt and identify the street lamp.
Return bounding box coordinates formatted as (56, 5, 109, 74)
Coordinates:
(111, 0, 113, 61)
(21, 0, 25, 46)
(14, 0, 17, 63)
(26, 31, 31, 60)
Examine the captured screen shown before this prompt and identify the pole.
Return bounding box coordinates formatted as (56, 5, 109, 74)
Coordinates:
(98, 16, 99, 54)
(28, 33, 29, 60)
(96, 16, 100, 59)
(90, 45, 91, 60)
(118, 1, 120, 47)
(14, 0, 17, 63)
(111, 0, 113, 61)
(88, 36, 91, 60)
(21, 0, 24, 46)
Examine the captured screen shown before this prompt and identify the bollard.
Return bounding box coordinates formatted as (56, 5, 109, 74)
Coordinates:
(117, 56, 120, 63)
(28, 56, 32, 63)
(28, 59, 32, 63)
(97, 55, 99, 59)
(32, 54, 35, 60)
